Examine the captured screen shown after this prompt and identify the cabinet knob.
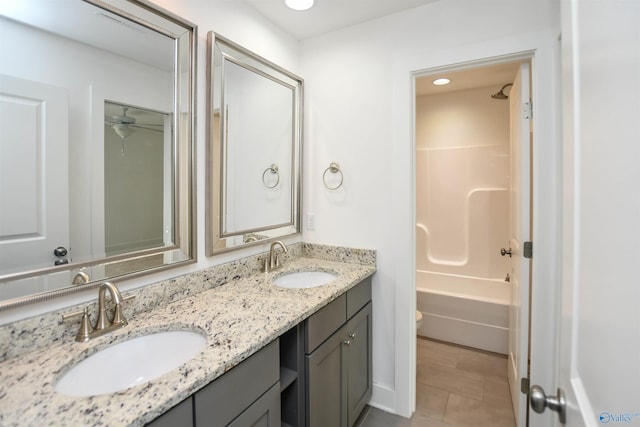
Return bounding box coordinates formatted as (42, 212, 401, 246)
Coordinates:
(343, 339, 351, 345)
(349, 332, 356, 339)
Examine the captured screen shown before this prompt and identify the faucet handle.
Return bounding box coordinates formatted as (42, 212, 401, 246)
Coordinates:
(76, 307, 94, 342)
(111, 303, 128, 326)
(62, 307, 94, 342)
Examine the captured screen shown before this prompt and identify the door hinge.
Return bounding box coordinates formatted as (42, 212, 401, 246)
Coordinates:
(524, 101, 532, 119)
(521, 377, 530, 394)
(524, 241, 533, 259)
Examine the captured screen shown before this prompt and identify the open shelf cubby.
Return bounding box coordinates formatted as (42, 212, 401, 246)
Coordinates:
(279, 324, 305, 427)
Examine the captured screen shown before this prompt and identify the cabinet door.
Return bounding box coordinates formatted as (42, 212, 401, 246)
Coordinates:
(228, 383, 281, 427)
(306, 326, 348, 427)
(195, 340, 279, 427)
(146, 397, 193, 427)
(346, 303, 372, 427)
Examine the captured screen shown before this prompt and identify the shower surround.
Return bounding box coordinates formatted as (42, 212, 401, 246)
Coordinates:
(415, 87, 511, 353)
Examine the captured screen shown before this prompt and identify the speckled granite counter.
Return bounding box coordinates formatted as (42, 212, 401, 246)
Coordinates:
(0, 254, 375, 426)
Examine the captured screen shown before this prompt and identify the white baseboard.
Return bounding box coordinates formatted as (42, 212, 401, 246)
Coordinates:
(368, 382, 400, 415)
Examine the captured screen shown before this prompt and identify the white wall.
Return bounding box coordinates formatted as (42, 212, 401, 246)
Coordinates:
(150, 0, 300, 74)
(300, 0, 560, 416)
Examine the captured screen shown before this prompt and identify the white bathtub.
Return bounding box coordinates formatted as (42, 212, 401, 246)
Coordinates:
(416, 270, 510, 354)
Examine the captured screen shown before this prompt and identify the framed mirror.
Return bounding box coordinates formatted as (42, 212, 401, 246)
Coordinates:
(0, 0, 196, 310)
(206, 33, 302, 254)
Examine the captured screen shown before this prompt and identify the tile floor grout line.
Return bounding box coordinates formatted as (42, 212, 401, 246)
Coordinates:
(442, 390, 453, 425)
(361, 339, 515, 427)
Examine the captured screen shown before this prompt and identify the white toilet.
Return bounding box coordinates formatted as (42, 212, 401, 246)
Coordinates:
(416, 310, 423, 331)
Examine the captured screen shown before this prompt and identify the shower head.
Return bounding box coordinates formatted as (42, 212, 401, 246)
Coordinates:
(491, 83, 513, 100)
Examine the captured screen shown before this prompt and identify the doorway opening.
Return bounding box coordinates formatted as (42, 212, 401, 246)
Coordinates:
(413, 57, 532, 426)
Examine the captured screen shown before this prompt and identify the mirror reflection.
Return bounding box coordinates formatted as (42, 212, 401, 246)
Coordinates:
(0, 0, 195, 309)
(104, 102, 172, 257)
(207, 33, 302, 253)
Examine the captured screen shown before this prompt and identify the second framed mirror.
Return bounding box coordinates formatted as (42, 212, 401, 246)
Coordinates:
(206, 33, 302, 254)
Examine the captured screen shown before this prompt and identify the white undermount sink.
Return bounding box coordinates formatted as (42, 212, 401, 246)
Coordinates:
(273, 271, 338, 288)
(55, 330, 206, 397)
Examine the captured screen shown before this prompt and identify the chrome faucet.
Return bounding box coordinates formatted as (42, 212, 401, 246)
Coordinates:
(71, 271, 90, 286)
(264, 241, 288, 272)
(95, 282, 127, 331)
(62, 281, 131, 342)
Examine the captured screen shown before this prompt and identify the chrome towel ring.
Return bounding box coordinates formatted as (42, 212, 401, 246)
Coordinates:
(262, 164, 280, 188)
(323, 162, 343, 190)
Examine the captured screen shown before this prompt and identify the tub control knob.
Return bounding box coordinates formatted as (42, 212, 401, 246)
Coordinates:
(500, 247, 512, 257)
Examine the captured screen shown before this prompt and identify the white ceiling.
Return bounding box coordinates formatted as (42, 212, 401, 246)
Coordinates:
(1, 0, 174, 70)
(415, 61, 522, 96)
(242, 0, 523, 97)
(242, 0, 439, 40)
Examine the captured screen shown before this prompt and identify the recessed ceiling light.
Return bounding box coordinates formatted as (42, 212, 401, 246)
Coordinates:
(432, 78, 451, 86)
(285, 0, 314, 11)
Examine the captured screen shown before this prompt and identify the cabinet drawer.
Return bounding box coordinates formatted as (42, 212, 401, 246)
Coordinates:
(346, 277, 371, 319)
(195, 339, 279, 426)
(228, 382, 281, 427)
(305, 293, 347, 354)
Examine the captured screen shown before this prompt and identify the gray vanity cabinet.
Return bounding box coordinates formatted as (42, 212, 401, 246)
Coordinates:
(194, 339, 280, 426)
(306, 322, 348, 426)
(305, 278, 373, 427)
(345, 303, 373, 425)
(226, 383, 281, 427)
(146, 396, 193, 427)
(147, 339, 280, 427)
(148, 276, 373, 427)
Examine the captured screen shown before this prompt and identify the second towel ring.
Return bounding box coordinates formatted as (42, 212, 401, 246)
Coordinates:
(323, 162, 343, 190)
(262, 164, 280, 188)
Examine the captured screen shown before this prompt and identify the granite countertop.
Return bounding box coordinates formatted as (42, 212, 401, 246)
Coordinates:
(0, 256, 375, 427)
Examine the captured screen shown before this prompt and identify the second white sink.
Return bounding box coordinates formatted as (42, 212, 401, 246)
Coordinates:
(273, 271, 337, 288)
(55, 330, 206, 397)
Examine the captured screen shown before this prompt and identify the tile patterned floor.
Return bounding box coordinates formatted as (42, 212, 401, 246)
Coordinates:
(356, 338, 516, 427)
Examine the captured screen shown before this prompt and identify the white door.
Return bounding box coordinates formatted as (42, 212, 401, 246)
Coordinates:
(507, 63, 532, 427)
(0, 75, 69, 274)
(531, 1, 640, 425)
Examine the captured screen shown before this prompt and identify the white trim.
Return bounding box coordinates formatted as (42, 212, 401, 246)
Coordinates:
(571, 377, 599, 427)
(369, 383, 396, 414)
(390, 30, 560, 421)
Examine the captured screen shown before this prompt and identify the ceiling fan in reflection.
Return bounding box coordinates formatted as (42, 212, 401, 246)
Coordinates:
(105, 107, 164, 155)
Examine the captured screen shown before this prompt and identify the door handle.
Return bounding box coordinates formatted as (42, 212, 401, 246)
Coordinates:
(53, 246, 68, 257)
(529, 385, 566, 424)
(500, 247, 512, 257)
